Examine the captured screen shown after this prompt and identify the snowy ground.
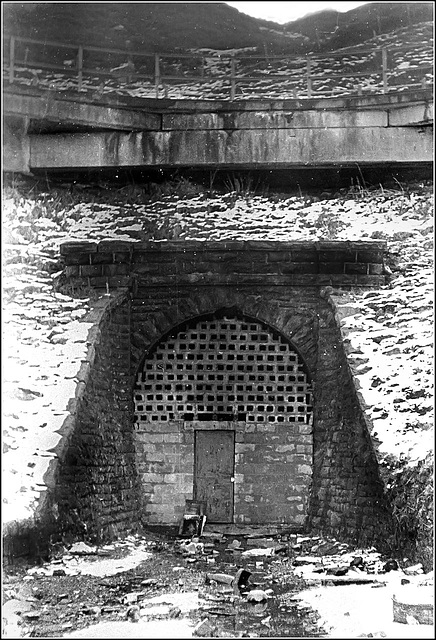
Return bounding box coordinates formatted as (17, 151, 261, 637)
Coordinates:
(2, 181, 433, 528)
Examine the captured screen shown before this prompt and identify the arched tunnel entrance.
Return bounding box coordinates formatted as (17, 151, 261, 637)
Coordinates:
(43, 239, 394, 553)
(133, 310, 313, 526)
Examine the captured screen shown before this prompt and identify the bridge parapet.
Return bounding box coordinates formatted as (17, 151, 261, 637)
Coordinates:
(4, 84, 432, 173)
(4, 33, 433, 100)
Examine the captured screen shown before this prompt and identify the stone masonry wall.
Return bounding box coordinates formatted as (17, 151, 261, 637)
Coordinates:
(310, 292, 393, 546)
(50, 239, 394, 548)
(53, 292, 142, 544)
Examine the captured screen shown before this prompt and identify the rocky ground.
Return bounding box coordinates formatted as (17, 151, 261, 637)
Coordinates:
(2, 526, 434, 638)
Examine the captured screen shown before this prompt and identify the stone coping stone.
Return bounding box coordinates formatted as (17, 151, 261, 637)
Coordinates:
(61, 239, 387, 254)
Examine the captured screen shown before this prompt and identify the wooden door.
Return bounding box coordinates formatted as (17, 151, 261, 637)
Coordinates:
(194, 430, 235, 523)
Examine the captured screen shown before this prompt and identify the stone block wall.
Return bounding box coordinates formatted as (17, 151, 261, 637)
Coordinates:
(60, 239, 387, 290)
(309, 296, 393, 546)
(134, 416, 313, 526)
(232, 420, 312, 525)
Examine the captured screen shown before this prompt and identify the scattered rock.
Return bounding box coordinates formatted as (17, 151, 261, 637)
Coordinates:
(382, 559, 399, 572)
(350, 556, 364, 568)
(403, 563, 424, 575)
(194, 617, 215, 637)
(126, 605, 140, 621)
(392, 585, 434, 625)
(22, 611, 41, 620)
(241, 547, 274, 558)
(293, 555, 322, 566)
(233, 568, 252, 592)
(228, 539, 242, 549)
(326, 565, 349, 576)
(205, 572, 234, 585)
(246, 589, 269, 602)
(246, 538, 275, 548)
(69, 541, 97, 555)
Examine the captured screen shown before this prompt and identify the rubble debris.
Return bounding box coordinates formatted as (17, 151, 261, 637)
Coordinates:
(178, 500, 207, 538)
(246, 538, 275, 548)
(380, 559, 398, 572)
(233, 568, 252, 592)
(293, 555, 323, 566)
(194, 617, 216, 637)
(69, 541, 97, 555)
(22, 611, 41, 620)
(350, 556, 364, 569)
(403, 563, 424, 575)
(241, 547, 275, 558)
(247, 589, 270, 602)
(392, 586, 434, 625)
(326, 565, 349, 576)
(178, 514, 206, 538)
(205, 572, 234, 586)
(125, 605, 140, 622)
(141, 578, 158, 587)
(228, 539, 242, 549)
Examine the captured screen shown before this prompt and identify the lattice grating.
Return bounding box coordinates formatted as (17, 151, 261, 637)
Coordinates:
(134, 316, 313, 424)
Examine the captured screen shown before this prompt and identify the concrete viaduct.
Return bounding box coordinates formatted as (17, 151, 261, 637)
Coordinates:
(3, 84, 433, 175)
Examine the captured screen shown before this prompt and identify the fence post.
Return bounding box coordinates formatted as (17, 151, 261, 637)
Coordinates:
(382, 47, 388, 94)
(306, 56, 312, 98)
(77, 45, 83, 91)
(154, 53, 160, 98)
(9, 36, 15, 84)
(230, 54, 236, 101)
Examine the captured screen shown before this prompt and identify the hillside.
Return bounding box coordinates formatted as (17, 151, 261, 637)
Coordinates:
(283, 1, 434, 52)
(2, 176, 433, 569)
(3, 1, 433, 54)
(2, 1, 294, 53)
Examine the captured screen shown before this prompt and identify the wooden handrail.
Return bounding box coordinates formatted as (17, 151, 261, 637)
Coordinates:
(3, 33, 433, 100)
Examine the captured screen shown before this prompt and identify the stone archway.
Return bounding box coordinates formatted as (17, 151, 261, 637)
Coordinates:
(133, 309, 313, 526)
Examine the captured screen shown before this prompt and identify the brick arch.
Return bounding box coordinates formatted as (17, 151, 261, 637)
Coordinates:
(132, 298, 315, 526)
(130, 290, 318, 382)
(134, 307, 314, 426)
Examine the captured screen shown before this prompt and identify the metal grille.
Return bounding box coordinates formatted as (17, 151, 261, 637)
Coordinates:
(134, 315, 313, 424)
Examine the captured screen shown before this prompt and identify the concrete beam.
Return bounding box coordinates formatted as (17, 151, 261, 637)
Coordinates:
(162, 110, 388, 130)
(388, 102, 433, 126)
(29, 126, 433, 169)
(3, 92, 161, 131)
(3, 116, 31, 173)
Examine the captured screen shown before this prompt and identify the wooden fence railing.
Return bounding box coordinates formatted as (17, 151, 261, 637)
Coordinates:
(3, 34, 433, 99)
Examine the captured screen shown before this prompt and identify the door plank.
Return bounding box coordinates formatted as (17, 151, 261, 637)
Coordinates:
(195, 430, 234, 523)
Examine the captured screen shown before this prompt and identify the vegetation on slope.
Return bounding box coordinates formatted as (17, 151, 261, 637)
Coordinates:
(3, 1, 433, 54)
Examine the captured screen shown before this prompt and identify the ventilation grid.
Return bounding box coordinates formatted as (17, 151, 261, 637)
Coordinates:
(134, 315, 313, 425)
